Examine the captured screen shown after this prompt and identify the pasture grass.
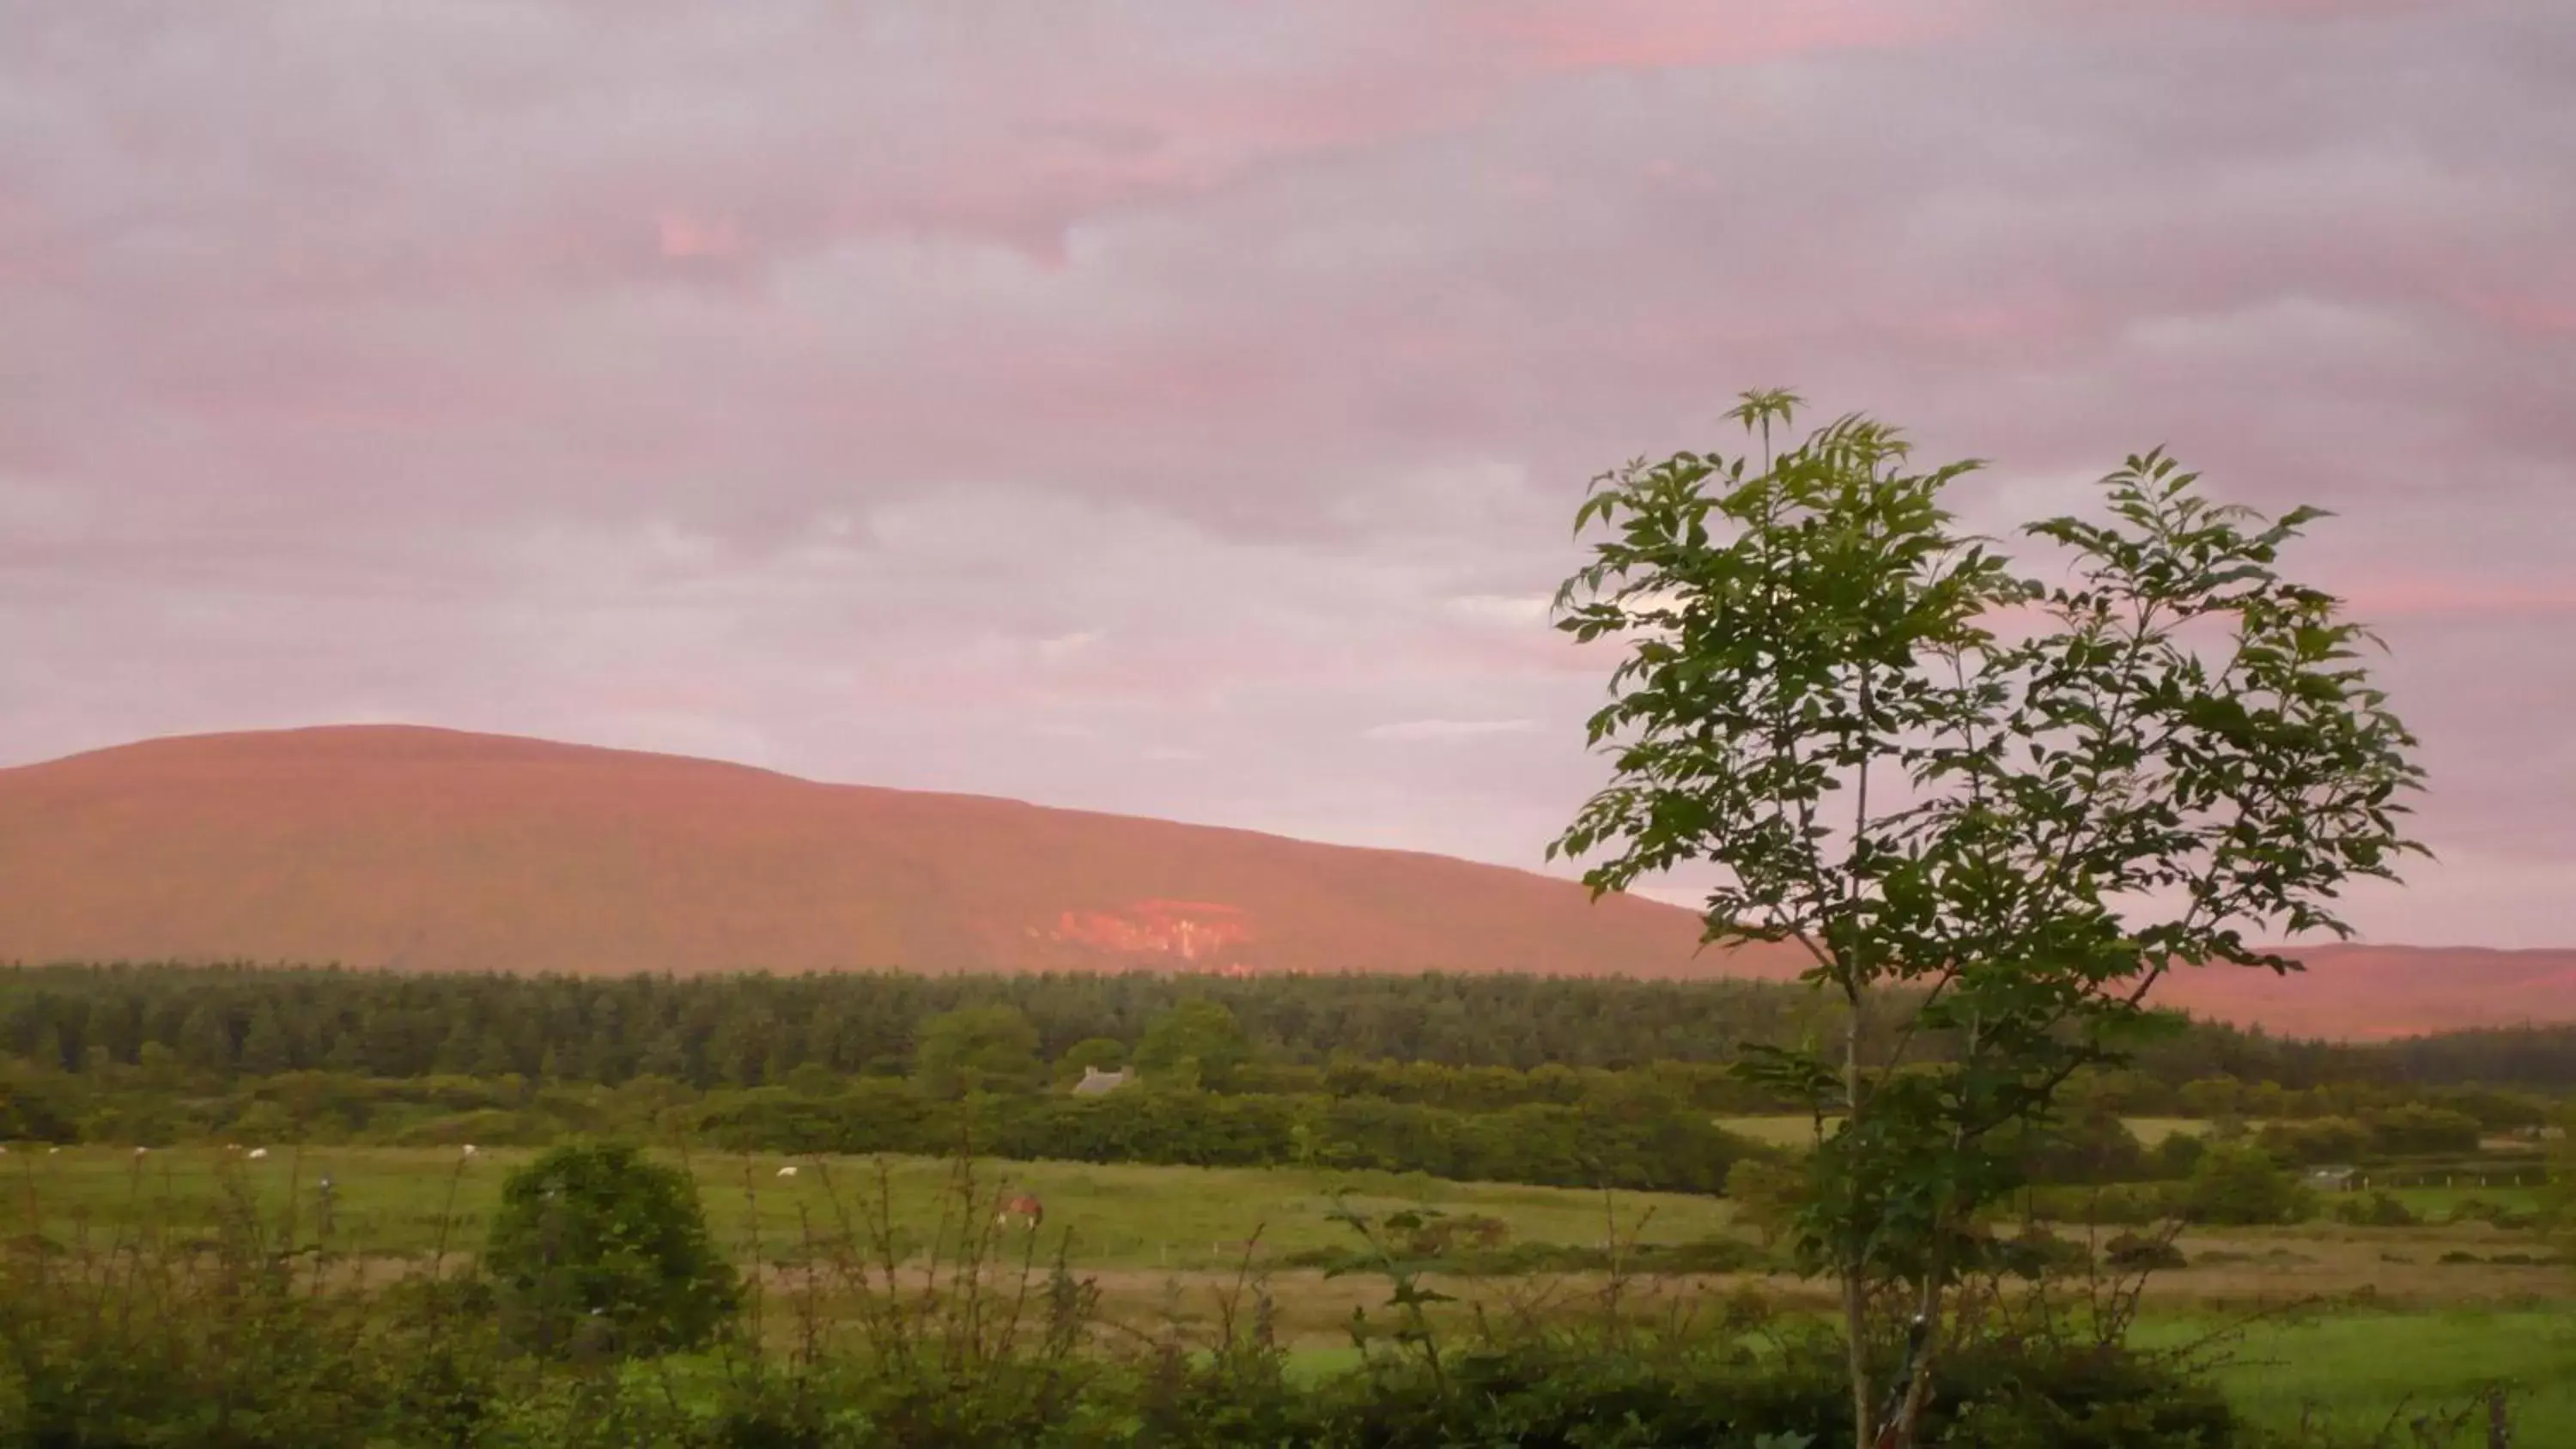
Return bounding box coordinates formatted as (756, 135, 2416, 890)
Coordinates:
(2374, 1181, 2546, 1217)
(1713, 1114, 1828, 1148)
(1718, 1113, 2215, 1149)
(0, 1144, 1741, 1272)
(2138, 1307, 2576, 1438)
(1272, 1308, 2576, 1434)
(7, 1143, 2566, 1437)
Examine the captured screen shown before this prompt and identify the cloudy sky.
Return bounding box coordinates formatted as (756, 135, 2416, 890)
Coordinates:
(3, 2, 2570, 946)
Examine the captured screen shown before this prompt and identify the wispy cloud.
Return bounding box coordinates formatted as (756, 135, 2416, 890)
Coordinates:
(0, 0, 2567, 945)
(1364, 718, 1540, 742)
(1443, 593, 1553, 625)
(1036, 630, 1107, 662)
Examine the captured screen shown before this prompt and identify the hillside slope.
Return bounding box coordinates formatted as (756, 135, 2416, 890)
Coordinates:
(0, 724, 2562, 1039)
(0, 725, 1787, 980)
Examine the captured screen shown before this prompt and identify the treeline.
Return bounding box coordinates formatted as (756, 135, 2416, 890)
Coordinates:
(0, 962, 2556, 1201)
(0, 963, 1847, 1084)
(2359, 1022, 2576, 1090)
(0, 1061, 1759, 1198)
(0, 962, 2569, 1098)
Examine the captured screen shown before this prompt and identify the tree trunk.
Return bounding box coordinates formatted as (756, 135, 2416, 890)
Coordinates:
(1845, 1265, 1874, 1449)
(1844, 985, 1873, 1449)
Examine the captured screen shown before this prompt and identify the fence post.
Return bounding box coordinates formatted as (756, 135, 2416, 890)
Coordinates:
(2486, 1383, 2512, 1448)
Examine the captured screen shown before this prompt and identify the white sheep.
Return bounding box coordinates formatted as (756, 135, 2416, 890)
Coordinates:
(246, 1148, 269, 1161)
(775, 1165, 799, 1179)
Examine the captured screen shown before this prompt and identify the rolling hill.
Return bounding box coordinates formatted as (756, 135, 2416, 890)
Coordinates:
(0, 724, 2563, 1040)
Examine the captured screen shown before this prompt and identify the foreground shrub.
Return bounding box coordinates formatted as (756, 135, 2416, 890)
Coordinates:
(697, 1083, 1761, 1195)
(2101, 1231, 2189, 1273)
(483, 1141, 739, 1358)
(0, 1141, 2453, 1447)
(1280, 1233, 1769, 1278)
(1300, 1337, 2246, 1449)
(2020, 1181, 2184, 1228)
(1991, 1225, 2096, 1280)
(0, 1167, 419, 1446)
(2440, 1196, 2538, 1230)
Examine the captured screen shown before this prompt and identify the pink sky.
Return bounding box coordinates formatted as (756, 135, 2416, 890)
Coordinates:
(3, 1, 2571, 945)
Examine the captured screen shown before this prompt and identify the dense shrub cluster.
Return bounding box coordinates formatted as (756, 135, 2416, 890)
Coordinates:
(2015, 1146, 2321, 1229)
(0, 1063, 1763, 1197)
(2255, 1106, 2483, 1165)
(702, 1080, 1761, 1194)
(483, 1143, 742, 1357)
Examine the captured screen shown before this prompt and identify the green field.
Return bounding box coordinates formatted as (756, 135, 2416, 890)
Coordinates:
(2137, 1309, 2576, 1437)
(1, 1144, 1741, 1271)
(10, 1141, 2567, 1435)
(1718, 1114, 2215, 1149)
(1715, 1114, 1832, 1147)
(2375, 1181, 2548, 1218)
(1279, 1312, 2576, 1432)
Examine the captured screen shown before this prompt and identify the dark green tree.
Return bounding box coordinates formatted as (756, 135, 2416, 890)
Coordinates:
(1133, 998, 1252, 1091)
(2538, 1113, 2573, 1254)
(2183, 1143, 2313, 1226)
(1723, 1155, 1807, 1251)
(483, 1142, 739, 1358)
(0, 1069, 80, 1143)
(176, 1003, 234, 1075)
(783, 1060, 840, 1097)
(239, 1005, 293, 1076)
(911, 1005, 1044, 1100)
(1054, 1035, 1129, 1084)
(1550, 390, 2424, 1446)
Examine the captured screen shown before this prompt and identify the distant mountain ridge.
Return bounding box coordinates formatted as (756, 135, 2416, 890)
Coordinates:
(0, 724, 2564, 1041)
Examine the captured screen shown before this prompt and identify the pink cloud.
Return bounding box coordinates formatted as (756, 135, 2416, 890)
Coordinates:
(2341, 574, 2576, 621)
(2451, 286, 2576, 337)
(656, 210, 744, 259)
(1473, 0, 1983, 72)
(3, 0, 2568, 949)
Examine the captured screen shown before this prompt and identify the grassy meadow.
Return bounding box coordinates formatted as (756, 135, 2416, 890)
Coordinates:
(1, 1143, 1741, 1273)
(1268, 1313, 2576, 1440)
(9, 1137, 2567, 1425)
(2136, 1310, 2576, 1440)
(1716, 1114, 2215, 1149)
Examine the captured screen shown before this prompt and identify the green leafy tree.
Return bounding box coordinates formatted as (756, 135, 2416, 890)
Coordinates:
(2182, 1143, 2313, 1226)
(2176, 1076, 2245, 1120)
(2540, 1116, 2573, 1261)
(783, 1060, 840, 1097)
(1724, 1155, 1808, 1251)
(2360, 1103, 2482, 1156)
(238, 1006, 293, 1076)
(911, 1005, 1044, 1100)
(1549, 389, 2423, 1447)
(175, 1004, 234, 1075)
(1054, 1035, 1129, 1084)
(483, 1142, 738, 1358)
(2149, 1131, 2209, 1179)
(2255, 1115, 2369, 1166)
(1133, 998, 1252, 1091)
(0, 1069, 80, 1143)
(136, 1040, 183, 1089)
